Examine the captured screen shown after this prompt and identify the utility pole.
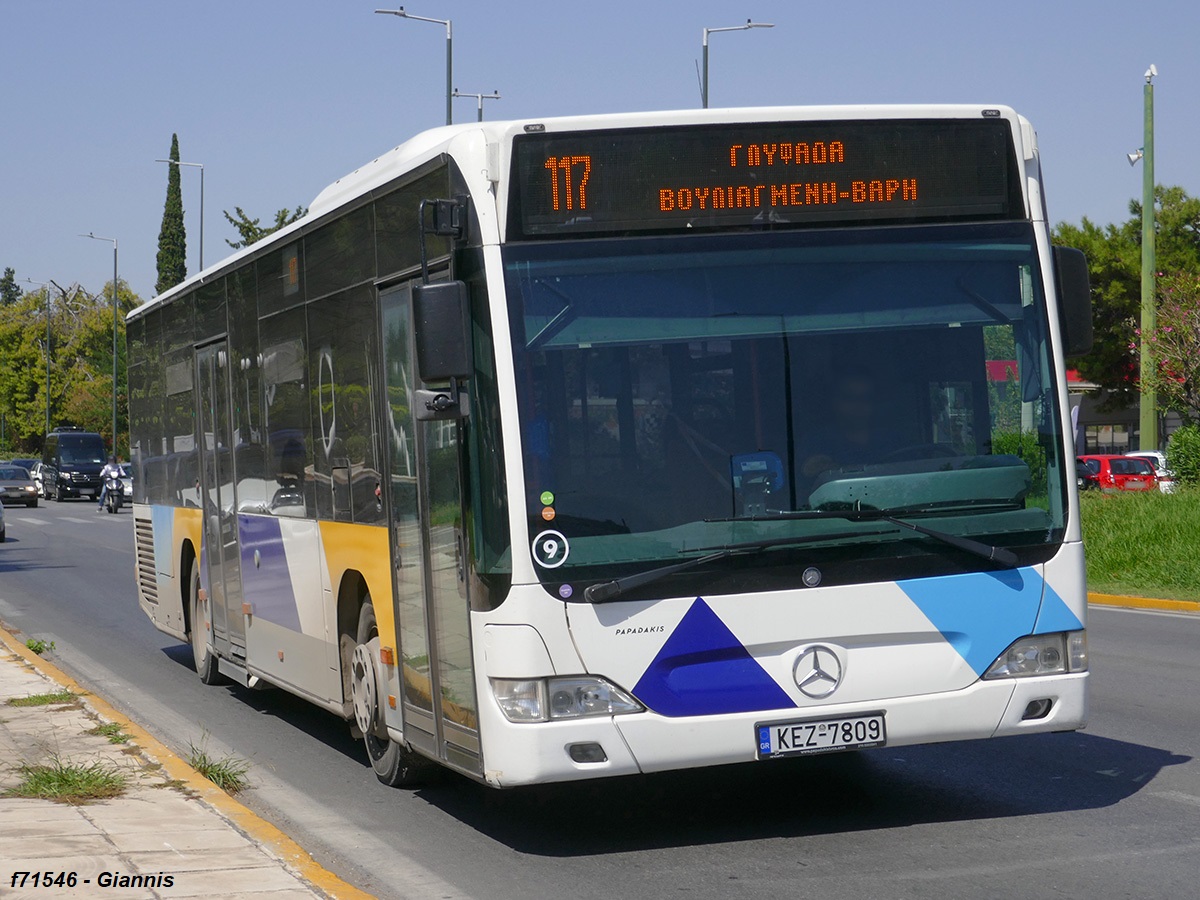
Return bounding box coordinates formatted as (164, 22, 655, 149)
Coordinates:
(1139, 65, 1157, 450)
(452, 89, 501, 122)
(701, 20, 773, 108)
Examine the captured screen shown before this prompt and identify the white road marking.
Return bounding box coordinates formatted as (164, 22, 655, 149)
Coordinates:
(60, 516, 96, 524)
(12, 517, 41, 526)
(1153, 790, 1200, 808)
(1089, 605, 1200, 621)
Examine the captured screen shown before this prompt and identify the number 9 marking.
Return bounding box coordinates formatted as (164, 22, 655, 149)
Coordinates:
(532, 529, 570, 569)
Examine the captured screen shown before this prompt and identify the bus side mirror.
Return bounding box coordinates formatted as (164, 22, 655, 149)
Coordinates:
(413, 281, 472, 421)
(1054, 246, 1093, 358)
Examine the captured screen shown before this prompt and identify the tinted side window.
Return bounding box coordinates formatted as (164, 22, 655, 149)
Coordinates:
(307, 286, 382, 523)
(228, 265, 270, 514)
(375, 169, 450, 277)
(258, 242, 305, 317)
(261, 308, 312, 517)
(305, 205, 375, 300)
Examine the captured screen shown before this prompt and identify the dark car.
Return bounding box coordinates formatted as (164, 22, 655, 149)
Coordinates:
(41, 428, 108, 501)
(0, 465, 39, 507)
(9, 457, 38, 472)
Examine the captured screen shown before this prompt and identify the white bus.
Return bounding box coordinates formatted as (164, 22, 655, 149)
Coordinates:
(129, 105, 1093, 788)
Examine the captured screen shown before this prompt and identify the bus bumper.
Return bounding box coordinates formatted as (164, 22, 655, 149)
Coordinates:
(481, 672, 1086, 787)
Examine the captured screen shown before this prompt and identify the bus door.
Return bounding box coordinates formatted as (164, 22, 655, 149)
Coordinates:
(195, 341, 247, 659)
(380, 283, 480, 772)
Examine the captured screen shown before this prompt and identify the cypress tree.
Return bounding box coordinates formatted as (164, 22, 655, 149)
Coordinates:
(155, 133, 187, 294)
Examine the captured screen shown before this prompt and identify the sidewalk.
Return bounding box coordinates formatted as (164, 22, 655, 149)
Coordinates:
(0, 627, 370, 900)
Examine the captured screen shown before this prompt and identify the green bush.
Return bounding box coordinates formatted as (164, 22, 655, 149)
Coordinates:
(991, 430, 1047, 496)
(1167, 425, 1200, 486)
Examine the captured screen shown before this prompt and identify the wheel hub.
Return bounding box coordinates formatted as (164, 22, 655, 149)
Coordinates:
(350, 641, 379, 736)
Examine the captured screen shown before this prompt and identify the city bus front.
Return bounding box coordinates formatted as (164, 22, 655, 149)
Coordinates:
(473, 109, 1090, 785)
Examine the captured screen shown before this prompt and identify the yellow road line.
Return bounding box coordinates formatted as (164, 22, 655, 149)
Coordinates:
(1088, 592, 1200, 614)
(0, 624, 376, 900)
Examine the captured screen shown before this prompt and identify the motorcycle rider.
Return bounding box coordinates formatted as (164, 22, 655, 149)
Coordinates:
(97, 455, 122, 511)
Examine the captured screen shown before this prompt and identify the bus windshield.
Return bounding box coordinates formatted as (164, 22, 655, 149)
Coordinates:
(504, 221, 1067, 595)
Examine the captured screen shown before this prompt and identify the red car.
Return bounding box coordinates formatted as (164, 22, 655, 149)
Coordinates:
(1077, 455, 1159, 492)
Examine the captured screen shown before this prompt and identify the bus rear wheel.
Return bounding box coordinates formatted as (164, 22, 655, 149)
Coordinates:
(189, 565, 222, 684)
(353, 601, 433, 788)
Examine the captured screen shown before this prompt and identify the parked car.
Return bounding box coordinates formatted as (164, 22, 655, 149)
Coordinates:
(0, 464, 39, 507)
(1075, 459, 1099, 491)
(1077, 454, 1159, 492)
(1125, 450, 1176, 493)
(41, 428, 107, 501)
(29, 462, 46, 498)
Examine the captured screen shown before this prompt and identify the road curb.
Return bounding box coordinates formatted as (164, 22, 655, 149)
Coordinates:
(0, 623, 376, 900)
(1088, 592, 1200, 614)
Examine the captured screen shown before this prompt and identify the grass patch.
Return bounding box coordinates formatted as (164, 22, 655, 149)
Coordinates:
(25, 638, 55, 655)
(7, 689, 77, 707)
(186, 743, 250, 794)
(88, 722, 130, 744)
(1080, 488, 1200, 601)
(5, 758, 127, 803)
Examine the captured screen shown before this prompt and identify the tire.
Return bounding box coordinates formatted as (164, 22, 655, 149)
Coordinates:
(54, 483, 64, 502)
(353, 601, 434, 787)
(27, 499, 37, 508)
(0, 529, 5, 542)
(189, 564, 222, 684)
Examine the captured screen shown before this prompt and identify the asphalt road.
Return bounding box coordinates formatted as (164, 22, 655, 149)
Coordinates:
(1, 501, 1197, 900)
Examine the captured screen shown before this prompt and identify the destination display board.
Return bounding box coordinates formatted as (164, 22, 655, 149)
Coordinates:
(509, 118, 1022, 239)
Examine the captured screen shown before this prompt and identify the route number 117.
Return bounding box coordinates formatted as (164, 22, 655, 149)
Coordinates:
(544, 155, 592, 212)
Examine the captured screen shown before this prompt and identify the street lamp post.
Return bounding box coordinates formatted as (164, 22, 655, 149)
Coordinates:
(21, 278, 53, 434)
(81, 233, 119, 453)
(452, 89, 501, 122)
(701, 20, 774, 108)
(156, 158, 205, 271)
(375, 7, 453, 126)
(1129, 65, 1158, 450)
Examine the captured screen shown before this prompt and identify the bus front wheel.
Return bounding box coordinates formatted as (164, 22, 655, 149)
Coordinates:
(189, 566, 221, 684)
(353, 601, 433, 788)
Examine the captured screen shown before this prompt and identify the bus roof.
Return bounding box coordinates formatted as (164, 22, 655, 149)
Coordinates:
(130, 104, 1027, 322)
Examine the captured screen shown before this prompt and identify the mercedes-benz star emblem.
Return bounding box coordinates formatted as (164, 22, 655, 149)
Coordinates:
(793, 644, 843, 699)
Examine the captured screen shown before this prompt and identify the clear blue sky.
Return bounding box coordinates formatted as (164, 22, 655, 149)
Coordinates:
(2, 0, 1197, 300)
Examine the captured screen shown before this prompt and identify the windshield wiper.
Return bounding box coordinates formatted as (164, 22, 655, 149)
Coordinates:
(582, 529, 889, 604)
(705, 507, 1020, 568)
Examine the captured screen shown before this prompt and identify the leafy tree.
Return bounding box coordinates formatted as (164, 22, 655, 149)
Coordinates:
(1167, 424, 1200, 486)
(1052, 186, 1200, 407)
(155, 133, 187, 295)
(1142, 272, 1200, 424)
(0, 267, 21, 306)
(0, 280, 139, 454)
(223, 205, 307, 249)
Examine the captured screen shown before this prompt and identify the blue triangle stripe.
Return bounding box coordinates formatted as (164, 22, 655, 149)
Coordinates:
(897, 567, 1044, 676)
(1033, 580, 1084, 634)
(633, 598, 796, 717)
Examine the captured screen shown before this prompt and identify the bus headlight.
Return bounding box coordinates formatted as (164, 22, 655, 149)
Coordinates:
(491, 676, 643, 723)
(983, 630, 1088, 679)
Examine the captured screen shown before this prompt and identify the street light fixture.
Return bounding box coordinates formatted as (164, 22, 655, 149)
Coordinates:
(452, 89, 501, 122)
(80, 232, 119, 453)
(701, 19, 774, 109)
(21, 278, 53, 434)
(375, 7, 453, 126)
(156, 158, 205, 271)
(1129, 64, 1158, 450)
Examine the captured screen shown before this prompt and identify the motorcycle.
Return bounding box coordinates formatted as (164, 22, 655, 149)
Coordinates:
(103, 473, 123, 514)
